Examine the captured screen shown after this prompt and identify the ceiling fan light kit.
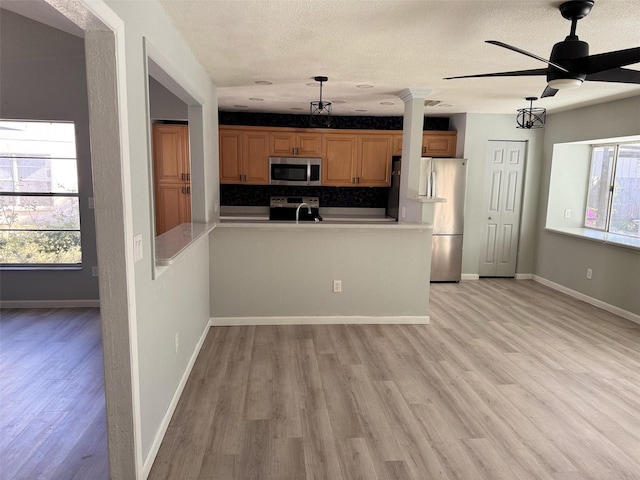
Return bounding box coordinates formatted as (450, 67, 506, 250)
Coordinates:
(547, 78, 583, 90)
(516, 97, 546, 129)
(443, 0, 640, 99)
(309, 76, 332, 127)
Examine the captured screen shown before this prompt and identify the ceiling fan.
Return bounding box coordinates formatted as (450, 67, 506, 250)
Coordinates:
(444, 0, 640, 98)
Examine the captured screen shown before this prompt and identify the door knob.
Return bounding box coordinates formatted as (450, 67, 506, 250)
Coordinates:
(488, 217, 493, 220)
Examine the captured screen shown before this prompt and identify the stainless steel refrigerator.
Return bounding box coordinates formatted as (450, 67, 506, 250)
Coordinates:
(426, 157, 467, 282)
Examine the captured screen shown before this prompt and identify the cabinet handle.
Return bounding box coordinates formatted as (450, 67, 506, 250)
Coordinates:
(186, 173, 190, 181)
(181, 173, 185, 181)
(181, 186, 185, 194)
(187, 186, 191, 195)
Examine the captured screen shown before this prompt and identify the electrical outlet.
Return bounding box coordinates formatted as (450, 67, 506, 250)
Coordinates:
(332, 280, 342, 293)
(91, 266, 99, 277)
(88, 197, 95, 209)
(586, 268, 592, 280)
(175, 332, 179, 353)
(564, 208, 571, 219)
(401, 206, 406, 219)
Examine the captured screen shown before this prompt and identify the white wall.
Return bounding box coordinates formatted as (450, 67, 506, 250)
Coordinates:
(452, 113, 545, 276)
(536, 96, 640, 316)
(102, 0, 218, 465)
(0, 9, 99, 302)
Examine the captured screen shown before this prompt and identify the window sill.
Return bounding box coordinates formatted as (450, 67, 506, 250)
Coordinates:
(154, 222, 216, 267)
(0, 264, 82, 271)
(545, 227, 640, 252)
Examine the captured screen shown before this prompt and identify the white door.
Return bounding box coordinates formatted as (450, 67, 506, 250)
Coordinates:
(478, 141, 526, 277)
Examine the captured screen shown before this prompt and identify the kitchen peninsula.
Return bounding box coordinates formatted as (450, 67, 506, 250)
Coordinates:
(210, 212, 433, 325)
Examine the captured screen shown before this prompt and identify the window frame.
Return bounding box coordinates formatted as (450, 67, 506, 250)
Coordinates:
(584, 141, 640, 239)
(0, 120, 83, 267)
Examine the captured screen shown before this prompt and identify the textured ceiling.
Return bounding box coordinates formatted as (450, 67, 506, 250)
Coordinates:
(158, 0, 640, 116)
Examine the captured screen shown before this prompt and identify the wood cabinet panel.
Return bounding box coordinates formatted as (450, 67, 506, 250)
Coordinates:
(322, 134, 357, 186)
(153, 124, 191, 236)
(269, 131, 322, 156)
(357, 135, 392, 186)
(423, 131, 457, 157)
(219, 127, 269, 184)
(390, 131, 457, 158)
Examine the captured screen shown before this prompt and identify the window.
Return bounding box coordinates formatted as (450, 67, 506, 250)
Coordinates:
(0, 120, 82, 264)
(584, 142, 640, 238)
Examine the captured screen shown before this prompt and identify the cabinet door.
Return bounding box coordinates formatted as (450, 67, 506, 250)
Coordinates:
(219, 129, 244, 183)
(322, 134, 357, 186)
(153, 125, 189, 183)
(269, 131, 296, 156)
(243, 131, 269, 184)
(296, 133, 322, 157)
(391, 134, 403, 156)
(357, 135, 392, 186)
(423, 132, 457, 157)
(155, 184, 190, 236)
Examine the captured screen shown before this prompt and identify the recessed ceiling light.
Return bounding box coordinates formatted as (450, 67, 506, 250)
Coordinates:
(380, 101, 394, 105)
(290, 107, 304, 111)
(248, 97, 264, 101)
(233, 105, 248, 108)
(332, 100, 347, 104)
(306, 82, 318, 87)
(254, 80, 272, 85)
(356, 84, 373, 89)
(437, 103, 453, 107)
(424, 100, 441, 107)
(354, 109, 368, 112)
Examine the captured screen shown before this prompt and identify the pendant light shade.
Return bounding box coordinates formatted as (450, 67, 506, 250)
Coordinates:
(309, 76, 332, 127)
(516, 96, 546, 129)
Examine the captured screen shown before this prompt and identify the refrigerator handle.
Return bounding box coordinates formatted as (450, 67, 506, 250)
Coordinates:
(431, 171, 436, 198)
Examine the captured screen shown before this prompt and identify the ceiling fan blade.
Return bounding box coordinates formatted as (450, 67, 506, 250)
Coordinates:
(586, 67, 640, 84)
(575, 47, 640, 74)
(443, 68, 548, 80)
(541, 85, 558, 98)
(486, 40, 569, 73)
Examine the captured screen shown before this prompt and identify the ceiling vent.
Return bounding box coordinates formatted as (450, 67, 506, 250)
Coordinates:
(424, 100, 442, 107)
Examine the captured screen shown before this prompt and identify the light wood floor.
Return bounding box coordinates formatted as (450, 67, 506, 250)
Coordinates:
(150, 279, 640, 480)
(0, 308, 109, 480)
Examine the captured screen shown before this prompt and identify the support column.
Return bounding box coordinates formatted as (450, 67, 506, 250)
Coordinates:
(398, 88, 430, 223)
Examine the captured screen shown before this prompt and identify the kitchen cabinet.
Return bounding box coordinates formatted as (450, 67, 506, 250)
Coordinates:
(219, 127, 269, 184)
(269, 130, 322, 157)
(391, 131, 457, 157)
(153, 124, 191, 235)
(322, 133, 392, 186)
(423, 131, 457, 157)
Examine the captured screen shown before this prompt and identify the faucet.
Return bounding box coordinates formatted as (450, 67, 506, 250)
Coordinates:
(296, 202, 312, 224)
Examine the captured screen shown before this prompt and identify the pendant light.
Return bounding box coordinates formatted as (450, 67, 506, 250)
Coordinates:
(309, 76, 332, 127)
(516, 97, 546, 129)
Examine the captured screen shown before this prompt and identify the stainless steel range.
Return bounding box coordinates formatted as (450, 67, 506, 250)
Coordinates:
(269, 196, 322, 222)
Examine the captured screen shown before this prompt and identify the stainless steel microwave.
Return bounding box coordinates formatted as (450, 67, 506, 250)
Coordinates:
(269, 157, 321, 186)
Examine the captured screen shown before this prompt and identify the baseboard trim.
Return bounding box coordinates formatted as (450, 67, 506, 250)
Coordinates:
(211, 315, 429, 326)
(461, 274, 479, 281)
(515, 273, 533, 280)
(532, 275, 640, 325)
(0, 299, 101, 309)
(142, 318, 213, 478)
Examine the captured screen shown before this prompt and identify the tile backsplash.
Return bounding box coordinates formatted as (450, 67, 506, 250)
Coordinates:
(220, 184, 389, 208)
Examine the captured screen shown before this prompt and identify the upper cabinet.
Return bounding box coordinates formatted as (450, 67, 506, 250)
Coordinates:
(422, 131, 457, 157)
(322, 132, 392, 187)
(269, 130, 322, 157)
(219, 127, 269, 184)
(391, 131, 457, 157)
